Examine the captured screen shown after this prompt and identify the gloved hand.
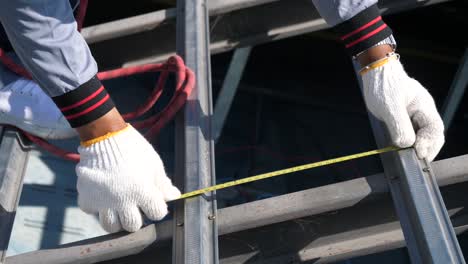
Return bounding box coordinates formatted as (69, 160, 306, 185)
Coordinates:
(361, 57, 444, 162)
(76, 124, 181, 232)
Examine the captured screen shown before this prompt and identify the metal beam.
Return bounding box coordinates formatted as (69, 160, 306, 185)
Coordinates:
(213, 47, 252, 142)
(218, 154, 468, 235)
(6, 154, 468, 264)
(10, 177, 468, 264)
(173, 0, 218, 263)
(80, 0, 281, 44)
(84, 0, 452, 69)
(441, 48, 468, 129)
(216, 183, 468, 264)
(81, 0, 451, 45)
(353, 62, 465, 263)
(94, 183, 468, 264)
(0, 128, 29, 263)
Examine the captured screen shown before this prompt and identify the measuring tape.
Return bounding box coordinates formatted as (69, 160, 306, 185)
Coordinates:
(174, 146, 404, 201)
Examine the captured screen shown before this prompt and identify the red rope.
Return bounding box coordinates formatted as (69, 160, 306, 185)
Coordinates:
(0, 1, 194, 162)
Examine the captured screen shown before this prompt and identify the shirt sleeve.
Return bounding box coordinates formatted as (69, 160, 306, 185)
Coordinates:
(0, 0, 98, 97)
(311, 0, 394, 56)
(0, 0, 115, 128)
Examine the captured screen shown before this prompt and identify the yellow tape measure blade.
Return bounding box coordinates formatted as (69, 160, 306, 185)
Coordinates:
(175, 146, 402, 201)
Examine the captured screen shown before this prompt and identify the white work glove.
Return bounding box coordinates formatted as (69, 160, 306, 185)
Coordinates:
(76, 124, 181, 232)
(361, 58, 445, 162)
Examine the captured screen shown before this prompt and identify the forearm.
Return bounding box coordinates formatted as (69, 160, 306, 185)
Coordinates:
(76, 109, 126, 141)
(357, 44, 394, 67)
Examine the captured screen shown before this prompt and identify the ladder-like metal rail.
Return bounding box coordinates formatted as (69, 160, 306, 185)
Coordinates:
(1, 1, 466, 263)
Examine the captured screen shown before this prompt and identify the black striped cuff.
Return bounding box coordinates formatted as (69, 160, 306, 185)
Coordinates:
(52, 76, 115, 128)
(334, 4, 392, 56)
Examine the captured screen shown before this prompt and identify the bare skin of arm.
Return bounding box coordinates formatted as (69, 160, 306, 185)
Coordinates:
(75, 108, 127, 141)
(357, 44, 394, 67)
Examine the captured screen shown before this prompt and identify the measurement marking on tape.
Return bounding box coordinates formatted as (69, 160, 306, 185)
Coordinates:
(174, 146, 403, 201)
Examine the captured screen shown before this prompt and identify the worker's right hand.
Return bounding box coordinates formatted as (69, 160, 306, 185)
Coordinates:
(75, 124, 181, 233)
(361, 57, 445, 162)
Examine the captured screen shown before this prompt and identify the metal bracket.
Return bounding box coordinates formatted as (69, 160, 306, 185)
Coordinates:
(0, 127, 30, 263)
(173, 0, 219, 263)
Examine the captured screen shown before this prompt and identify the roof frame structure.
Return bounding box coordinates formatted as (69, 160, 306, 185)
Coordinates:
(5, 154, 468, 263)
(2, 1, 466, 263)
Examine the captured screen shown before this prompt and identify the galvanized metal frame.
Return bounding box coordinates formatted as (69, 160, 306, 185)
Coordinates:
(173, 0, 219, 263)
(5, 154, 468, 264)
(353, 62, 465, 263)
(215, 182, 468, 263)
(1, 1, 464, 263)
(0, 128, 30, 264)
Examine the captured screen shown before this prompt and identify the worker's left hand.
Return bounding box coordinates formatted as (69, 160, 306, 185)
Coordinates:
(361, 57, 445, 162)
